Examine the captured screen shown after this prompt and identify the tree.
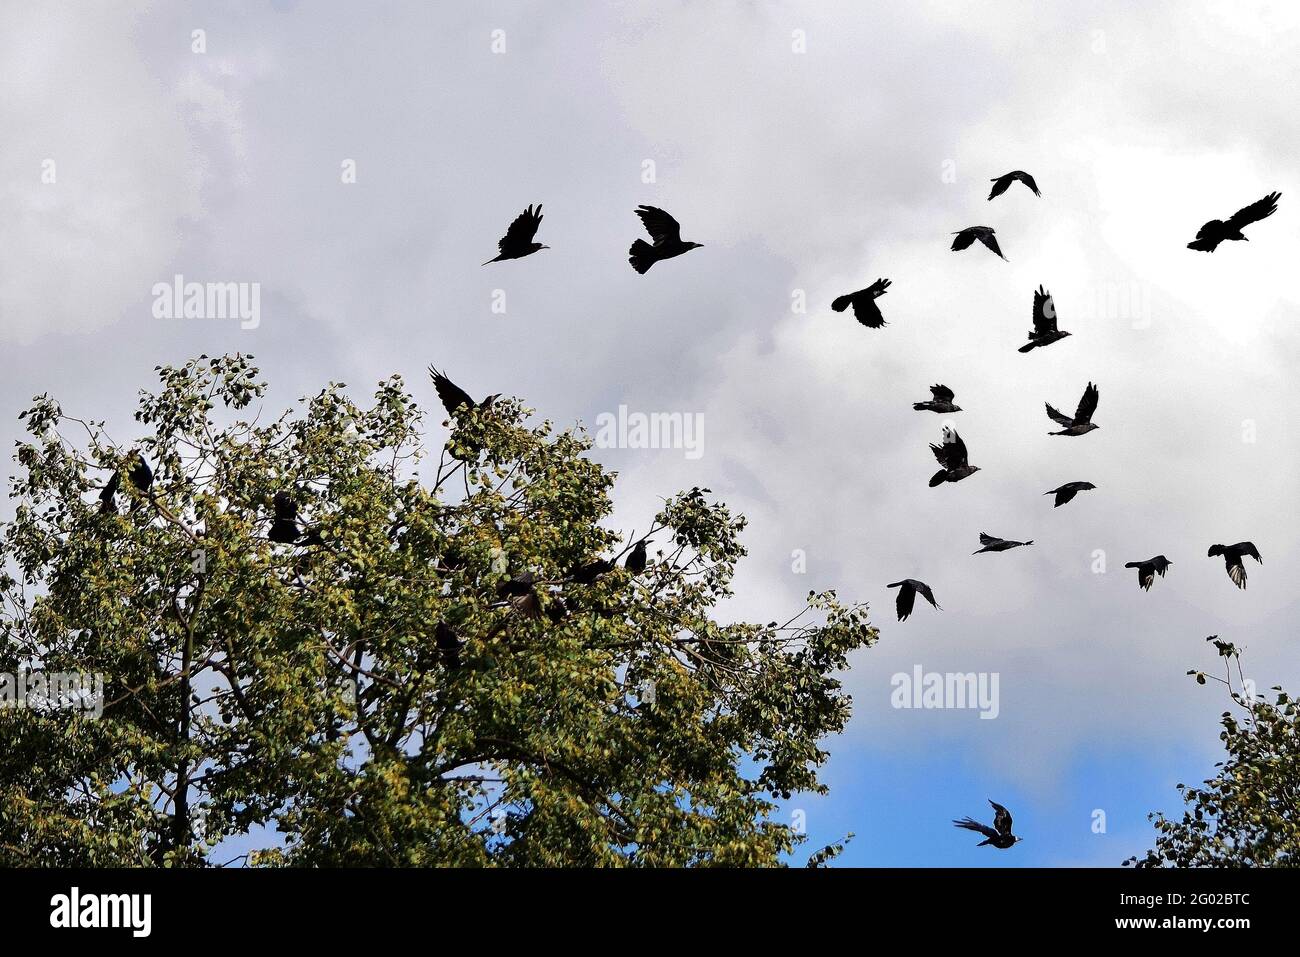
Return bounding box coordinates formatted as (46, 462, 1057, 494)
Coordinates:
(0, 355, 877, 866)
(1126, 638, 1300, 867)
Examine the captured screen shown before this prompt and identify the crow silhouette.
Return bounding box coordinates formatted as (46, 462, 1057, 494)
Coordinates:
(100, 453, 153, 514)
(269, 491, 302, 544)
(1045, 481, 1096, 508)
(954, 801, 1022, 849)
(1187, 192, 1280, 252)
(913, 384, 961, 414)
(1124, 555, 1172, 591)
(98, 471, 121, 514)
(435, 621, 463, 669)
(973, 533, 1033, 555)
(483, 204, 547, 264)
(951, 226, 1006, 260)
(571, 558, 614, 585)
(628, 206, 702, 273)
(1046, 382, 1099, 436)
(1019, 285, 1071, 352)
(428, 366, 499, 419)
(887, 579, 940, 622)
(1207, 542, 1261, 590)
(831, 278, 891, 328)
(625, 538, 651, 575)
(929, 426, 980, 486)
(988, 170, 1041, 200)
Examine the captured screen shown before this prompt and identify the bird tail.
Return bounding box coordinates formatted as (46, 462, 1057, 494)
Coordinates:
(830, 294, 852, 312)
(482, 255, 501, 265)
(929, 469, 947, 488)
(629, 239, 655, 274)
(1187, 238, 1217, 252)
(912, 402, 928, 411)
(1017, 341, 1037, 353)
(1123, 562, 1140, 568)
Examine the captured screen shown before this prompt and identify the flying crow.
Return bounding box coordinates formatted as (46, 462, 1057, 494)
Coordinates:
(929, 426, 980, 486)
(1207, 542, 1261, 589)
(1019, 285, 1071, 352)
(973, 533, 1033, 555)
(428, 366, 500, 419)
(988, 170, 1041, 200)
(951, 226, 1006, 260)
(831, 278, 891, 328)
(1045, 481, 1095, 508)
(483, 204, 548, 264)
(1187, 192, 1280, 252)
(1124, 555, 1172, 591)
(886, 579, 940, 622)
(628, 206, 702, 273)
(1046, 382, 1099, 436)
(954, 800, 1022, 849)
(913, 384, 962, 414)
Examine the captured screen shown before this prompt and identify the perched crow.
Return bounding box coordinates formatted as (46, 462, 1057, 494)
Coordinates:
(129, 453, 153, 494)
(428, 366, 500, 419)
(1187, 192, 1280, 252)
(988, 170, 1041, 201)
(886, 579, 940, 622)
(625, 538, 651, 575)
(1045, 481, 1095, 508)
(269, 491, 302, 544)
(929, 426, 980, 486)
(831, 278, 891, 328)
(435, 621, 463, 669)
(571, 558, 614, 585)
(483, 204, 548, 264)
(1124, 555, 1172, 591)
(1019, 285, 1071, 353)
(1207, 542, 1261, 590)
(497, 572, 542, 617)
(628, 206, 702, 273)
(951, 226, 1006, 260)
(1046, 382, 1099, 436)
(913, 383, 961, 414)
(954, 800, 1021, 849)
(973, 533, 1033, 555)
(98, 471, 121, 514)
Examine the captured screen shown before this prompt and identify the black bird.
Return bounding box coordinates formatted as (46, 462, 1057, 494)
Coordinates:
(1187, 192, 1280, 252)
(98, 471, 121, 514)
(913, 384, 962, 414)
(951, 226, 1006, 260)
(435, 621, 463, 669)
(428, 366, 500, 419)
(831, 278, 891, 328)
(625, 538, 651, 575)
(1018, 285, 1071, 353)
(497, 571, 542, 618)
(886, 579, 940, 622)
(269, 491, 302, 544)
(1207, 542, 1261, 590)
(953, 800, 1022, 849)
(128, 453, 153, 494)
(1045, 481, 1095, 508)
(571, 558, 614, 585)
(988, 170, 1041, 201)
(973, 533, 1033, 555)
(483, 204, 547, 264)
(928, 426, 980, 487)
(628, 206, 702, 273)
(1124, 555, 1172, 591)
(1046, 382, 1099, 436)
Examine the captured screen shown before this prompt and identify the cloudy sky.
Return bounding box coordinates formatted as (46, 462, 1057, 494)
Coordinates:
(3, 0, 1298, 865)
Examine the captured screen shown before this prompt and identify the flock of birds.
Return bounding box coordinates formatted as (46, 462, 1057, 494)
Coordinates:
(88, 172, 1282, 854)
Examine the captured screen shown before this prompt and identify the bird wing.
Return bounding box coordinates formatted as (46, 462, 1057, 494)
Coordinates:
(1015, 171, 1041, 196)
(1226, 192, 1280, 230)
(1227, 560, 1248, 589)
(852, 297, 886, 328)
(930, 384, 954, 402)
(1074, 382, 1099, 424)
(888, 581, 916, 621)
(990, 801, 1013, 836)
(635, 205, 682, 245)
(915, 580, 940, 609)
(865, 277, 891, 297)
(987, 174, 1012, 200)
(951, 229, 977, 251)
(954, 817, 1000, 840)
(1032, 285, 1058, 334)
(428, 366, 476, 416)
(948, 432, 969, 468)
(977, 230, 1005, 259)
(978, 532, 998, 546)
(499, 204, 542, 249)
(1234, 542, 1261, 563)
